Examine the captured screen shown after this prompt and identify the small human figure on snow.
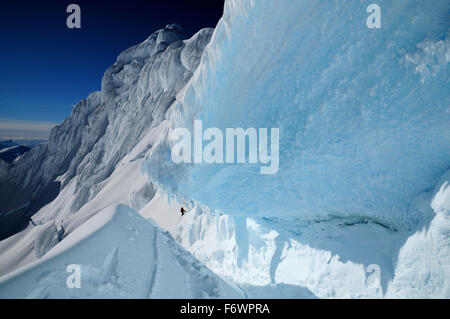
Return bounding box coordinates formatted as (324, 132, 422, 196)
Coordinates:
(57, 221, 65, 242)
(180, 206, 187, 216)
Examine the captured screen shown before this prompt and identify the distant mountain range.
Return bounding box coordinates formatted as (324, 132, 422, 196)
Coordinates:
(0, 140, 17, 149)
(0, 139, 46, 163)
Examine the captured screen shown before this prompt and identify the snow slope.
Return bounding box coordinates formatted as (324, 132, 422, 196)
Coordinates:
(0, 204, 242, 298)
(0, 120, 166, 276)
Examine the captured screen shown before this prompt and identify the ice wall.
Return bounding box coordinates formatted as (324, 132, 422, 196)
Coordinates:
(172, 169, 450, 298)
(146, 0, 450, 230)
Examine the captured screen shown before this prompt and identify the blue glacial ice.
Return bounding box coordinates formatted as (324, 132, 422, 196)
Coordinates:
(145, 0, 450, 231)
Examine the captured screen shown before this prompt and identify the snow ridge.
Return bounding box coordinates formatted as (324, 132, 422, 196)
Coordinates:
(0, 205, 242, 298)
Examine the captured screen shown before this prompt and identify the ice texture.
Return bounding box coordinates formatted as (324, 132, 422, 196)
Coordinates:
(145, 0, 450, 230)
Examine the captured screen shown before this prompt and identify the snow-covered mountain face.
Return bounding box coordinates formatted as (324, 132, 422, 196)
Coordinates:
(0, 24, 213, 239)
(0, 1, 449, 299)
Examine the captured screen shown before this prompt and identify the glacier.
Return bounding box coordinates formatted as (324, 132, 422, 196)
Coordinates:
(0, 0, 449, 299)
(145, 0, 450, 231)
(142, 0, 449, 298)
(161, 169, 449, 298)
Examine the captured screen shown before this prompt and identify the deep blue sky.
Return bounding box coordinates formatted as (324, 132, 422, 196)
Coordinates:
(0, 0, 224, 139)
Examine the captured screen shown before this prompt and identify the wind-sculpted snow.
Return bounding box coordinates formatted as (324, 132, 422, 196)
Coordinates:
(145, 0, 450, 231)
(0, 25, 214, 233)
(386, 170, 450, 297)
